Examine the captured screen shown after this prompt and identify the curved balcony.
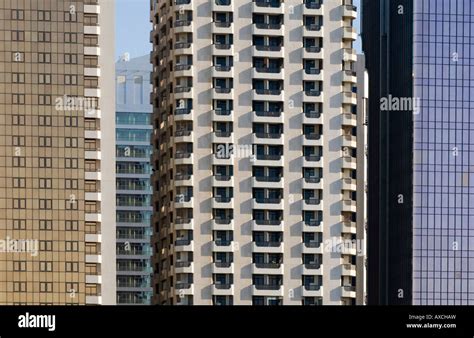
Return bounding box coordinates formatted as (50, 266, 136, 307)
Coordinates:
(302, 284, 323, 297)
(341, 263, 357, 277)
(342, 199, 357, 213)
(174, 239, 194, 252)
(174, 86, 193, 99)
(341, 177, 357, 192)
(252, 88, 284, 102)
(252, 197, 283, 210)
(174, 173, 193, 187)
(252, 262, 284, 275)
(212, 196, 234, 209)
(213, 87, 233, 100)
(212, 240, 235, 252)
(252, 240, 284, 253)
(343, 48, 357, 62)
(303, 89, 324, 103)
(212, 0, 233, 11)
(174, 152, 193, 165)
(174, 42, 193, 56)
(303, 24, 323, 38)
(341, 113, 357, 127)
(252, 132, 284, 146)
(342, 134, 357, 149)
(302, 155, 322, 168)
(212, 43, 234, 56)
(252, 66, 284, 80)
(302, 176, 323, 190)
(342, 26, 357, 41)
(342, 4, 357, 20)
(303, 68, 323, 81)
(211, 218, 234, 231)
(303, 1, 323, 14)
(302, 220, 323, 233)
(252, 45, 284, 58)
(253, 154, 284, 167)
(341, 285, 356, 298)
(303, 133, 323, 147)
(252, 175, 283, 189)
(174, 129, 193, 143)
(212, 261, 234, 274)
(174, 261, 194, 274)
(212, 21, 233, 34)
(252, 284, 284, 297)
(342, 156, 357, 170)
(303, 198, 323, 211)
(341, 220, 357, 234)
(302, 263, 323, 275)
(174, 218, 194, 231)
(302, 240, 323, 254)
(252, 23, 284, 36)
(212, 284, 234, 296)
(252, 110, 284, 123)
(173, 20, 193, 33)
(212, 175, 234, 187)
(213, 65, 234, 78)
(251, 219, 284, 232)
(212, 109, 233, 123)
(252, 0, 285, 14)
(342, 70, 357, 84)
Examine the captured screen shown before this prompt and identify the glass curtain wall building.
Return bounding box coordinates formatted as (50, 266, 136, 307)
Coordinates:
(413, 0, 474, 305)
(363, 0, 474, 305)
(115, 55, 153, 305)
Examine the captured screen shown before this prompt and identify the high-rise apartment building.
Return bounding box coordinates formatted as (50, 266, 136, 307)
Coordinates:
(0, 0, 116, 305)
(116, 54, 153, 305)
(150, 0, 366, 305)
(363, 0, 474, 305)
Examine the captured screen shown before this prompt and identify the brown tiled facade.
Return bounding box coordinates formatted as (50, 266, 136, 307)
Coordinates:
(0, 0, 115, 305)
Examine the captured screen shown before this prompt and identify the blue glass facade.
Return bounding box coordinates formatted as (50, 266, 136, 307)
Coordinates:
(413, 0, 474, 305)
(115, 55, 153, 305)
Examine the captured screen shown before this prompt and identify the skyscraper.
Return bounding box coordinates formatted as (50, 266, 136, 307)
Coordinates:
(150, 0, 366, 305)
(363, 0, 474, 305)
(0, 0, 116, 305)
(115, 54, 153, 305)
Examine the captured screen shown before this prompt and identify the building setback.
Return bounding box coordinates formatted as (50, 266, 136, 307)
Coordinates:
(0, 0, 116, 305)
(150, 0, 366, 305)
(115, 54, 153, 305)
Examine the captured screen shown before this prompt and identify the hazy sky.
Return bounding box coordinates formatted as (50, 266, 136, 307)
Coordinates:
(115, 0, 362, 60)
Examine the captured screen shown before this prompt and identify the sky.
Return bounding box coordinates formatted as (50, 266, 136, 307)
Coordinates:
(115, 0, 362, 60)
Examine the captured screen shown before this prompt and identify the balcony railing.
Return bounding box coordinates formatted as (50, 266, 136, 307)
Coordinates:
(175, 20, 192, 27)
(214, 43, 232, 49)
(255, 89, 282, 95)
(175, 261, 192, 268)
(254, 284, 281, 290)
(305, 24, 322, 31)
(214, 109, 232, 116)
(255, 176, 281, 182)
(255, 219, 281, 226)
(175, 108, 192, 115)
(255, 241, 282, 247)
(255, 45, 282, 52)
(304, 133, 322, 140)
(214, 196, 232, 203)
(256, 154, 282, 161)
(305, 46, 321, 53)
(304, 198, 321, 205)
(175, 218, 192, 224)
(304, 111, 321, 118)
(214, 22, 232, 28)
(175, 239, 192, 246)
(255, 110, 282, 117)
(304, 263, 321, 269)
(175, 42, 191, 49)
(215, 88, 232, 94)
(304, 284, 322, 291)
(214, 239, 232, 246)
(214, 218, 233, 224)
(255, 198, 281, 204)
(254, 0, 282, 8)
(255, 263, 281, 269)
(304, 155, 321, 162)
(255, 23, 282, 29)
(214, 283, 233, 289)
(175, 282, 192, 289)
(304, 176, 321, 183)
(255, 132, 282, 139)
(215, 262, 232, 268)
(175, 152, 192, 159)
(255, 66, 282, 73)
(304, 220, 321, 227)
(304, 241, 322, 248)
(305, 89, 321, 96)
(215, 131, 232, 137)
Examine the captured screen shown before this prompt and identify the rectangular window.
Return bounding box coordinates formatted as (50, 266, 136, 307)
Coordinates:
(39, 157, 52, 168)
(39, 241, 53, 251)
(65, 282, 79, 293)
(11, 9, 24, 20)
(38, 53, 51, 63)
(12, 52, 24, 62)
(38, 95, 51, 105)
(64, 54, 78, 64)
(65, 75, 78, 85)
(40, 282, 53, 293)
(39, 136, 52, 147)
(65, 179, 78, 190)
(12, 157, 26, 167)
(11, 30, 24, 41)
(13, 220, 26, 230)
(64, 33, 77, 43)
(39, 178, 52, 189)
(38, 32, 51, 42)
(39, 220, 52, 230)
(13, 261, 26, 272)
(65, 158, 78, 169)
(13, 178, 26, 188)
(38, 74, 51, 84)
(12, 73, 25, 83)
(65, 221, 79, 231)
(40, 262, 53, 272)
(65, 199, 78, 210)
(65, 116, 78, 127)
(13, 199, 26, 209)
(65, 137, 78, 148)
(65, 262, 79, 272)
(12, 94, 25, 104)
(39, 115, 52, 126)
(12, 136, 25, 146)
(12, 115, 25, 125)
(13, 282, 27, 292)
(38, 10, 51, 21)
(65, 241, 79, 252)
(64, 12, 77, 22)
(39, 199, 52, 210)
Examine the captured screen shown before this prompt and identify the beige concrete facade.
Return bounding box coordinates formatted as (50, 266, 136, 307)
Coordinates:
(0, 0, 115, 305)
(151, 0, 365, 305)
